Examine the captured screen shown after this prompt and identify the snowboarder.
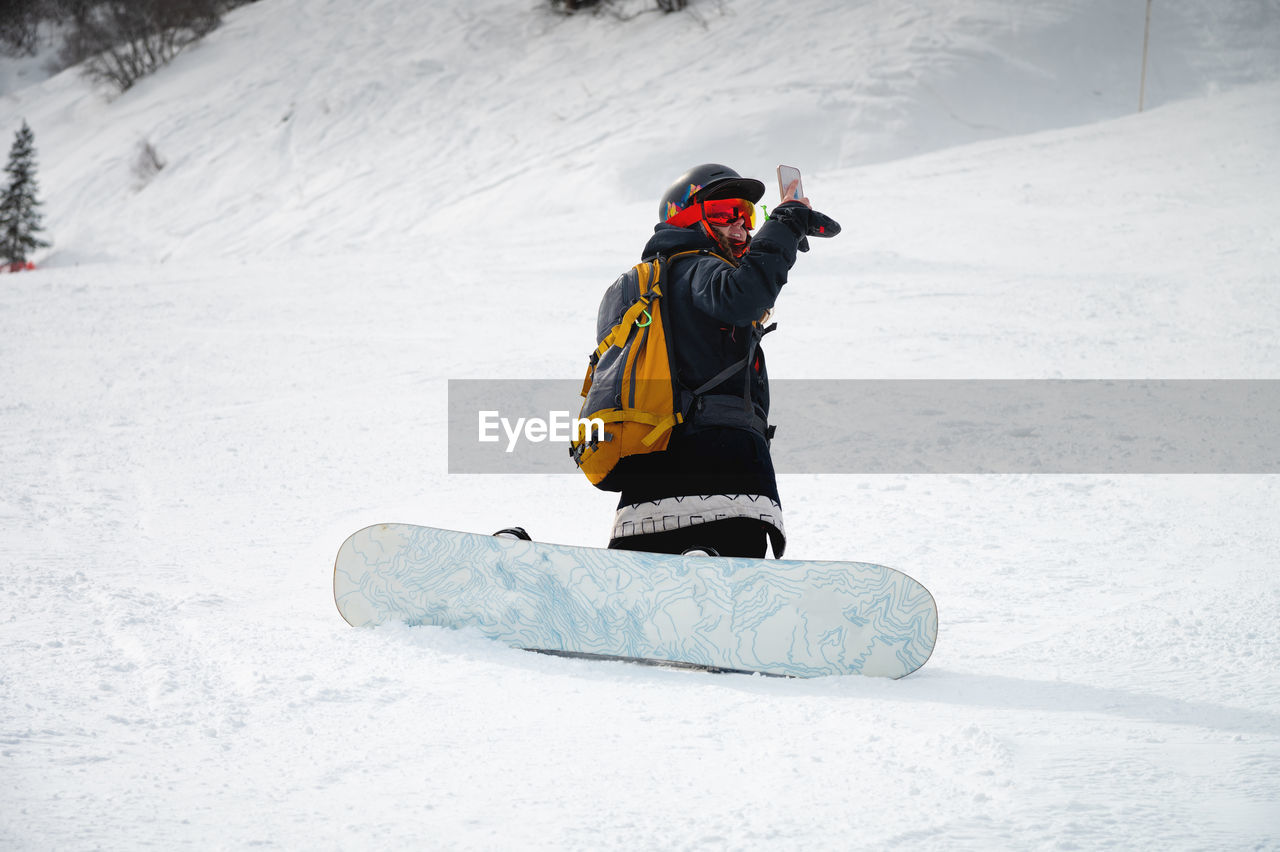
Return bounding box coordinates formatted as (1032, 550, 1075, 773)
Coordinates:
(606, 163, 840, 558)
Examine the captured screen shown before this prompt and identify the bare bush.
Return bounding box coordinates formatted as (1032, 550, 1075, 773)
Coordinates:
(131, 137, 165, 188)
(59, 0, 223, 93)
(0, 0, 44, 55)
(549, 0, 600, 12)
(550, 0, 688, 16)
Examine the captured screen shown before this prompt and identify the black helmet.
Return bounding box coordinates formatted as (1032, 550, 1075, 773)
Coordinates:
(659, 163, 765, 224)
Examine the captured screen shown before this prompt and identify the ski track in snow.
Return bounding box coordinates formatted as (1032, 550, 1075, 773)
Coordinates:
(2, 0, 1279, 848)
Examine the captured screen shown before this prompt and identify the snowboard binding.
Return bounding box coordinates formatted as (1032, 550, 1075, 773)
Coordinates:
(492, 527, 532, 541)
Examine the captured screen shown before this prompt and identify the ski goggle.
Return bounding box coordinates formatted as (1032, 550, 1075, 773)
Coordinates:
(668, 198, 756, 230)
(701, 198, 756, 228)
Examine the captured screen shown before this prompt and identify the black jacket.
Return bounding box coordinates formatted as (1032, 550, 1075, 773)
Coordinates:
(611, 202, 815, 508)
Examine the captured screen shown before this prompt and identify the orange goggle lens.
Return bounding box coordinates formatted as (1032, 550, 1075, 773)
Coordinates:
(668, 198, 756, 229)
(700, 198, 756, 229)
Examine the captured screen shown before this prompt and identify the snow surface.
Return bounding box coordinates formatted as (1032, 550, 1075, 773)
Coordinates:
(2, 0, 1279, 848)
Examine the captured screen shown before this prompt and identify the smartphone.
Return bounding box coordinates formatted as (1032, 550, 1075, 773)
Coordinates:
(777, 165, 803, 201)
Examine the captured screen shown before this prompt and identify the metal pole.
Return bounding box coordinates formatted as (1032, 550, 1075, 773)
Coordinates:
(1139, 0, 1152, 111)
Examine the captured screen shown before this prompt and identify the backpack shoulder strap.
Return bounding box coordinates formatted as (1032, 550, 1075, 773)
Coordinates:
(592, 258, 665, 361)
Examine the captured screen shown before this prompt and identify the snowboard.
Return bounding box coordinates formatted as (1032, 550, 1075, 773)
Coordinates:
(333, 523, 937, 679)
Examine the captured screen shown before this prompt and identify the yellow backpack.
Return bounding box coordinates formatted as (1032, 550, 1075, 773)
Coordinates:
(570, 250, 710, 490)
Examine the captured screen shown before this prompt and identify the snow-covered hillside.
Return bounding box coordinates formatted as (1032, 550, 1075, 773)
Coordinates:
(2, 0, 1278, 848)
(3, 0, 1279, 265)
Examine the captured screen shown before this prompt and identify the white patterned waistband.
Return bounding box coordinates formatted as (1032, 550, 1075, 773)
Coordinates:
(612, 494, 786, 557)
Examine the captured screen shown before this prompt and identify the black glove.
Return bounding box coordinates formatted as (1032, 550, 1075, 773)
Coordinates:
(804, 210, 841, 238)
(770, 203, 841, 252)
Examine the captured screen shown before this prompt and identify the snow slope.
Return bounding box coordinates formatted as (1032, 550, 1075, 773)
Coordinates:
(2, 0, 1279, 265)
(2, 0, 1279, 848)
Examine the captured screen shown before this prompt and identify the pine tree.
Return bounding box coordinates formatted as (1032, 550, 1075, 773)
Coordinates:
(0, 120, 50, 268)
